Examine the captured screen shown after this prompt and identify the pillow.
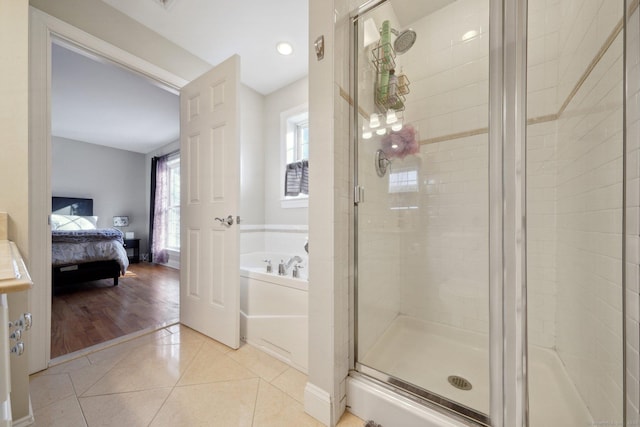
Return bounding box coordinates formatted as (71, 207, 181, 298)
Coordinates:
(51, 214, 98, 231)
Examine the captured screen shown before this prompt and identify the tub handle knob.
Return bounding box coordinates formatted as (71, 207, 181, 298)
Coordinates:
(263, 259, 272, 273)
(292, 264, 303, 278)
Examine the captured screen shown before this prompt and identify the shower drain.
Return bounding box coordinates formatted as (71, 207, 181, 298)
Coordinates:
(448, 375, 472, 391)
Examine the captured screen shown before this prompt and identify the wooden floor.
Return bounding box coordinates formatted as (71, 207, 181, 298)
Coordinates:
(51, 263, 179, 358)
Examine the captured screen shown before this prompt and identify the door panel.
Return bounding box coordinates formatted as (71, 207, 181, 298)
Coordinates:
(180, 55, 240, 349)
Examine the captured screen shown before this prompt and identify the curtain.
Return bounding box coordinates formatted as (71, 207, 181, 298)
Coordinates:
(149, 154, 170, 264)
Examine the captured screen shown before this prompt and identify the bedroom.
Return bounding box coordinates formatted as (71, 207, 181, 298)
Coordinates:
(50, 41, 181, 359)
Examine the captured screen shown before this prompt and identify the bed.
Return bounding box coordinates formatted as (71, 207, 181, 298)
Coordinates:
(51, 197, 129, 288)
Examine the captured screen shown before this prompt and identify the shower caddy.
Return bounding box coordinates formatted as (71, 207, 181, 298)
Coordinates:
(371, 21, 410, 113)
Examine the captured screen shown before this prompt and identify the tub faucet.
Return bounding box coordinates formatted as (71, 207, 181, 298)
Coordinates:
(263, 259, 272, 273)
(285, 256, 303, 270)
(292, 264, 303, 278)
(278, 256, 303, 275)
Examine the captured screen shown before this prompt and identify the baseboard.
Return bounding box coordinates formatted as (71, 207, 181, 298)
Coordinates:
(304, 382, 332, 426)
(11, 397, 33, 427)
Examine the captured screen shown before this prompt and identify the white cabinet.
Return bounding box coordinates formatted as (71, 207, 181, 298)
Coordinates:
(0, 293, 11, 427)
(0, 235, 32, 427)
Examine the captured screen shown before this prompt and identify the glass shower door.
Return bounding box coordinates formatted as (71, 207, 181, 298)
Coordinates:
(354, 0, 490, 422)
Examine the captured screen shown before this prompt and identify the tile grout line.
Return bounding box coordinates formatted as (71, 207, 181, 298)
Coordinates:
(250, 378, 262, 427)
(74, 385, 90, 427)
(146, 386, 174, 427)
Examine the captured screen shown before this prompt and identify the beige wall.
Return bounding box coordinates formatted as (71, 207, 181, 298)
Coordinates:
(29, 0, 211, 83)
(1, 0, 29, 254)
(1, 0, 31, 422)
(626, 1, 640, 422)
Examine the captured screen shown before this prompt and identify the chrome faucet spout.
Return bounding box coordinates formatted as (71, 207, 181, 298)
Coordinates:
(285, 256, 303, 270)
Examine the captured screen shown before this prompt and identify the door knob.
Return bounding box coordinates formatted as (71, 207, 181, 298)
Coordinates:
(214, 215, 234, 227)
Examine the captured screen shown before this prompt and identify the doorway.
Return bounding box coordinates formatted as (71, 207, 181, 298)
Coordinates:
(49, 41, 181, 359)
(29, 9, 189, 371)
(30, 9, 242, 372)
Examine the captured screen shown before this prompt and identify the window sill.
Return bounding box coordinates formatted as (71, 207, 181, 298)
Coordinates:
(281, 197, 308, 209)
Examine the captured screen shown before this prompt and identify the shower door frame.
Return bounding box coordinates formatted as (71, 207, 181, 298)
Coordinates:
(350, 0, 530, 426)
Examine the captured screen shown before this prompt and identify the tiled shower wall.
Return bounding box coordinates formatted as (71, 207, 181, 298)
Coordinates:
(537, 0, 624, 422)
(555, 31, 624, 422)
(525, 0, 562, 348)
(526, 120, 559, 348)
(394, 0, 491, 335)
(399, 135, 488, 333)
(399, 0, 489, 140)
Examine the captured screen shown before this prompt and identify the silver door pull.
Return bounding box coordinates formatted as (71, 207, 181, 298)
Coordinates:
(214, 215, 234, 227)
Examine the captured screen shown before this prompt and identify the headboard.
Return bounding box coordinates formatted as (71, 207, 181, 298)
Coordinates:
(52, 197, 93, 216)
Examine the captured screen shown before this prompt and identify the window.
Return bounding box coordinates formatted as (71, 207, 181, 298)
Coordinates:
(389, 168, 418, 193)
(286, 119, 309, 164)
(281, 104, 309, 208)
(388, 162, 420, 210)
(166, 156, 180, 250)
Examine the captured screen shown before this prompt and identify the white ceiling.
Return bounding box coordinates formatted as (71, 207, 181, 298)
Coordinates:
(100, 0, 309, 96)
(52, 43, 180, 154)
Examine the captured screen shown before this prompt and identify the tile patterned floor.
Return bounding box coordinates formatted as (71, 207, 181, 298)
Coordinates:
(30, 324, 364, 427)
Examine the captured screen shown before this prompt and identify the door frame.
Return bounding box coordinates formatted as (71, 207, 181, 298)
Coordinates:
(28, 7, 187, 372)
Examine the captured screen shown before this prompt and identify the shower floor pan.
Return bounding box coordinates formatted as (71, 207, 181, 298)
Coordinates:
(359, 315, 592, 426)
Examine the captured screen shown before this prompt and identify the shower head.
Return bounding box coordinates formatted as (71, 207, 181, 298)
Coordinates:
(391, 28, 417, 54)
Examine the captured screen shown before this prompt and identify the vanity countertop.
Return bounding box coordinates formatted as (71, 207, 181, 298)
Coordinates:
(0, 240, 32, 294)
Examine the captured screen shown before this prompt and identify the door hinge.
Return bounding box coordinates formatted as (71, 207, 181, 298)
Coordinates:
(354, 185, 364, 205)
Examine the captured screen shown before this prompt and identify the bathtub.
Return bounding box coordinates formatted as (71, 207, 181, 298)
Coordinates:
(240, 252, 308, 373)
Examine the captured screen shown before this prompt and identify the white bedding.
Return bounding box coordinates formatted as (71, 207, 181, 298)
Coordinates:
(52, 240, 129, 274)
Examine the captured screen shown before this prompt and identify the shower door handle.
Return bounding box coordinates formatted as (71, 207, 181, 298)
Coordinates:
(214, 215, 234, 227)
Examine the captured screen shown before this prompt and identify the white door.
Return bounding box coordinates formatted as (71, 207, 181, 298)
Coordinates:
(179, 55, 241, 349)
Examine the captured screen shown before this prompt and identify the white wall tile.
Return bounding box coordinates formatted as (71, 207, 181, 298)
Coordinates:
(554, 25, 624, 423)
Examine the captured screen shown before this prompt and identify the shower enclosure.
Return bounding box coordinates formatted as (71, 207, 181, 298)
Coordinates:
(351, 0, 628, 425)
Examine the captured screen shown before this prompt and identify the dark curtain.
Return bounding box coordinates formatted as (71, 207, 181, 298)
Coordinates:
(149, 154, 171, 264)
(148, 156, 158, 263)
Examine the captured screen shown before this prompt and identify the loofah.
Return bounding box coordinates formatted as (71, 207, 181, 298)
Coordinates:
(380, 124, 419, 159)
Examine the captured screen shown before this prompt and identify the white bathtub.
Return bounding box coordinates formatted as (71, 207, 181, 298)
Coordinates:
(240, 252, 308, 373)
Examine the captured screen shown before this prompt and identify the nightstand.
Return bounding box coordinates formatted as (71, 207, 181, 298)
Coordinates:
(123, 238, 140, 263)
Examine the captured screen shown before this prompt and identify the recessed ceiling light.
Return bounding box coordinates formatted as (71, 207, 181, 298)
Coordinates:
(277, 42, 293, 56)
(151, 0, 177, 10)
